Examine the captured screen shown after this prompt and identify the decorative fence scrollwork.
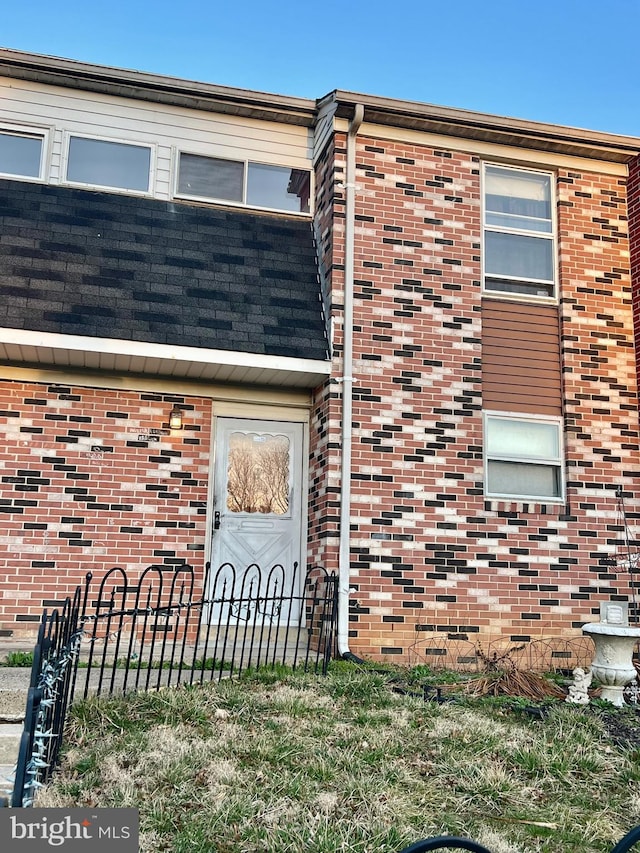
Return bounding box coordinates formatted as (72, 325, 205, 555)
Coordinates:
(10, 561, 337, 807)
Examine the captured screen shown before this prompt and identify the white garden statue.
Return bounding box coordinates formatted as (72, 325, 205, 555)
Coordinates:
(565, 667, 592, 704)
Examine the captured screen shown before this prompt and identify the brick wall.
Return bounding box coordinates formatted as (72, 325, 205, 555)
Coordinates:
(0, 380, 210, 637)
(311, 132, 640, 660)
(308, 136, 343, 573)
(3, 137, 639, 656)
(628, 155, 640, 380)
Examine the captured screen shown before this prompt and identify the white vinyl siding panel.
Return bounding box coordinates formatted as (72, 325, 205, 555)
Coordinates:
(0, 78, 313, 201)
(482, 300, 562, 417)
(49, 130, 63, 182)
(155, 145, 173, 198)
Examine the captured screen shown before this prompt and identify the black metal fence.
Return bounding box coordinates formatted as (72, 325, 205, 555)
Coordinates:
(74, 560, 337, 698)
(11, 583, 86, 807)
(11, 561, 337, 807)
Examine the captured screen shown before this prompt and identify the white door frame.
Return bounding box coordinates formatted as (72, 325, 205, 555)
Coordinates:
(205, 406, 310, 606)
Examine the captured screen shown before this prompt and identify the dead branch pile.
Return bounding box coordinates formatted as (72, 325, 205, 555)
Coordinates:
(464, 644, 566, 700)
(464, 668, 566, 700)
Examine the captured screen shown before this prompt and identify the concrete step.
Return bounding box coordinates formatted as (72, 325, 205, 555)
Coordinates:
(0, 668, 31, 697)
(0, 723, 21, 802)
(0, 724, 21, 764)
(0, 769, 15, 805)
(0, 681, 28, 804)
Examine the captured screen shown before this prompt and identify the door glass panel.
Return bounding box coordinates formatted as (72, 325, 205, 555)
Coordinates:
(226, 432, 290, 514)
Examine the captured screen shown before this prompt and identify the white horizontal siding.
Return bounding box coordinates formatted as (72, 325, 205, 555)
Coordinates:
(155, 144, 173, 198)
(0, 78, 313, 201)
(49, 129, 63, 182)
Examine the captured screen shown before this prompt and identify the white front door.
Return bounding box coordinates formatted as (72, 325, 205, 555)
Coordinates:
(208, 417, 304, 623)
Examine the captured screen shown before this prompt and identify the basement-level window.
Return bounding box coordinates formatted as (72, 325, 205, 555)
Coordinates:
(483, 163, 556, 299)
(66, 136, 152, 192)
(0, 128, 46, 180)
(176, 152, 311, 213)
(484, 412, 564, 501)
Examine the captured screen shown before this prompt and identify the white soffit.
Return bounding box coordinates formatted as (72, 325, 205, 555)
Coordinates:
(0, 329, 331, 389)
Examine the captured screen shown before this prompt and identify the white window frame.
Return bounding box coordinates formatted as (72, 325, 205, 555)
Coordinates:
(174, 149, 312, 215)
(0, 124, 49, 182)
(483, 411, 565, 502)
(482, 162, 557, 302)
(62, 132, 155, 195)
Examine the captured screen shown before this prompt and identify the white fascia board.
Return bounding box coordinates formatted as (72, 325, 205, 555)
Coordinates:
(334, 119, 630, 177)
(0, 327, 331, 381)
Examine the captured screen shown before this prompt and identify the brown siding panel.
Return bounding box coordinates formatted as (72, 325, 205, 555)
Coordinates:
(482, 299, 562, 415)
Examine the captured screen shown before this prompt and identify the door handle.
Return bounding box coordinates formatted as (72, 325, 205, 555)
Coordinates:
(214, 511, 221, 530)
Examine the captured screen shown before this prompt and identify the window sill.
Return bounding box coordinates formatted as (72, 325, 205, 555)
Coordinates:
(481, 290, 558, 307)
(62, 180, 153, 197)
(484, 498, 566, 515)
(173, 191, 312, 217)
(0, 171, 46, 184)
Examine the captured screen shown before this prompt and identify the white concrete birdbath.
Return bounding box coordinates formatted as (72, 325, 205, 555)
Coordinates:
(582, 622, 640, 706)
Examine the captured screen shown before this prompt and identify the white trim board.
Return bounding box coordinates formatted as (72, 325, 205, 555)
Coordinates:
(0, 328, 331, 389)
(334, 119, 630, 177)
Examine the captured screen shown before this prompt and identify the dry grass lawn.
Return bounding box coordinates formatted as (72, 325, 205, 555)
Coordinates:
(37, 666, 640, 853)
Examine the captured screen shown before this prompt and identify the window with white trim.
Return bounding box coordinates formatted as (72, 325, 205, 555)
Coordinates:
(66, 136, 151, 192)
(176, 152, 311, 213)
(484, 412, 564, 501)
(483, 164, 556, 299)
(0, 128, 46, 180)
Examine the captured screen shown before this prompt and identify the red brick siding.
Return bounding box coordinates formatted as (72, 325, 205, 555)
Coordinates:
(308, 136, 344, 574)
(311, 134, 639, 660)
(2, 142, 638, 656)
(0, 381, 210, 636)
(628, 155, 640, 381)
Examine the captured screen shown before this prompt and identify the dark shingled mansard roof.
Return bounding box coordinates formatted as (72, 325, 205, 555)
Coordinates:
(0, 178, 328, 362)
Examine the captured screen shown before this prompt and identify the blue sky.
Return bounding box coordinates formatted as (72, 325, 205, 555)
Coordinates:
(4, 0, 640, 137)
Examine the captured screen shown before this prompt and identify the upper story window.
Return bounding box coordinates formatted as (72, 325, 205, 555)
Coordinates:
(484, 412, 564, 502)
(66, 136, 151, 193)
(177, 152, 311, 214)
(483, 164, 556, 299)
(0, 128, 46, 180)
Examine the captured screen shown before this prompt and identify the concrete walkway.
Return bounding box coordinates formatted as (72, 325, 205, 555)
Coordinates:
(0, 631, 319, 803)
(0, 641, 33, 803)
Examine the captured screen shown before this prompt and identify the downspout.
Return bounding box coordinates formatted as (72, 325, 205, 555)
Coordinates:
(338, 103, 364, 660)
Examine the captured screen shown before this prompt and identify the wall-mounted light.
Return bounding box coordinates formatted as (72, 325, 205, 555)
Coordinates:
(169, 405, 183, 430)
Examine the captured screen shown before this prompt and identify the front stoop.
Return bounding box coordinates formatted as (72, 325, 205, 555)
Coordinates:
(0, 723, 21, 801)
(0, 674, 30, 804)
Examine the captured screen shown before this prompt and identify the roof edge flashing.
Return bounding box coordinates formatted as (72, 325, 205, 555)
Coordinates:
(0, 47, 317, 125)
(330, 90, 640, 162)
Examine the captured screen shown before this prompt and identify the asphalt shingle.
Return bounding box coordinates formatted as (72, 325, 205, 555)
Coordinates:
(0, 179, 329, 362)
